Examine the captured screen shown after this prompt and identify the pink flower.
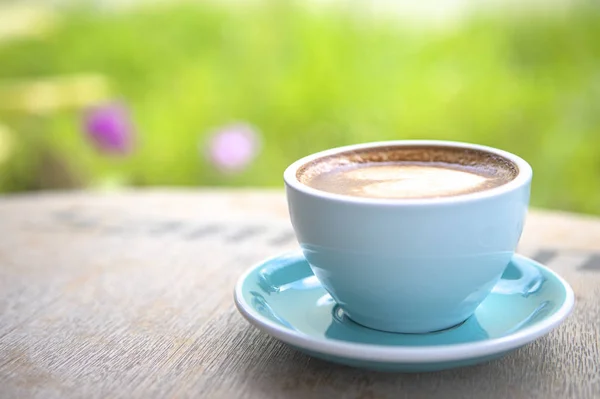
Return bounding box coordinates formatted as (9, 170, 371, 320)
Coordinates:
(206, 123, 261, 173)
(83, 101, 135, 155)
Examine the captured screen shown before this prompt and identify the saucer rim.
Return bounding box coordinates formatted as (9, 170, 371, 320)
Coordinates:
(233, 251, 575, 364)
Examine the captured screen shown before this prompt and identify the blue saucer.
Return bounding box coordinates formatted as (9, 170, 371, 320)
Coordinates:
(234, 251, 574, 372)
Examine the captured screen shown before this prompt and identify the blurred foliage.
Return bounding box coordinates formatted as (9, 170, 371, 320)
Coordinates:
(0, 1, 599, 214)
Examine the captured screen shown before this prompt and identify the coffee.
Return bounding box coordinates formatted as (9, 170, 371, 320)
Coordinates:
(297, 146, 518, 199)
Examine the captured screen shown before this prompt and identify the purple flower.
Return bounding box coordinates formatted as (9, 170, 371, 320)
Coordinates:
(206, 123, 261, 173)
(83, 101, 135, 155)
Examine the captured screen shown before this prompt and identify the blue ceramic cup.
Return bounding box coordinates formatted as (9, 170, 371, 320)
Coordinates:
(284, 140, 532, 333)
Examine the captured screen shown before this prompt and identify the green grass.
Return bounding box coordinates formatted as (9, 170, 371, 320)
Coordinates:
(0, 2, 599, 214)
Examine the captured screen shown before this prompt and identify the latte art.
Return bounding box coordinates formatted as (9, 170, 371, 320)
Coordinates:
(297, 146, 518, 199)
(344, 165, 488, 199)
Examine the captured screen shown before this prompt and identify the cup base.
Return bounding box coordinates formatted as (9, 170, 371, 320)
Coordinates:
(344, 309, 472, 334)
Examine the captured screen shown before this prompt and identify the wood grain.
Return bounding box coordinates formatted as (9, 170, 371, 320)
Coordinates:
(0, 189, 598, 399)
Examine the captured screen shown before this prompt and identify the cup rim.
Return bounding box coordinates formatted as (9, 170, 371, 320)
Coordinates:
(283, 140, 532, 205)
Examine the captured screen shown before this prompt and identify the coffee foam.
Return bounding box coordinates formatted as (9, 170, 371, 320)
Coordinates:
(296, 145, 519, 199)
(344, 164, 488, 199)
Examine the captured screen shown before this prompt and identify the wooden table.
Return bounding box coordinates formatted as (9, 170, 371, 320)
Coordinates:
(1, 189, 599, 399)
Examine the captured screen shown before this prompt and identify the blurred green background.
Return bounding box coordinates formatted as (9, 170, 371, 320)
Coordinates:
(0, 0, 599, 214)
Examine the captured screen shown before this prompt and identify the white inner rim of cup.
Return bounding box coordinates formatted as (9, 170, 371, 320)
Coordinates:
(283, 140, 533, 205)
